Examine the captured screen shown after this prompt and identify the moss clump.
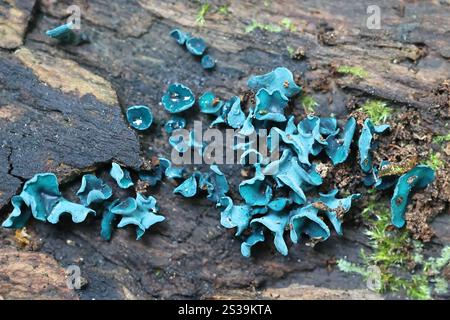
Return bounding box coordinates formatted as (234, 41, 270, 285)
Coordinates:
(338, 198, 450, 300)
(425, 152, 444, 170)
(279, 18, 297, 32)
(360, 100, 392, 124)
(300, 95, 318, 114)
(245, 20, 282, 33)
(337, 65, 369, 79)
(245, 18, 296, 34)
(217, 5, 229, 15)
(287, 46, 295, 57)
(433, 133, 450, 144)
(196, 2, 211, 26)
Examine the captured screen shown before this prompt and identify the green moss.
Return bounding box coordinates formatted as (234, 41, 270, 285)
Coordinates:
(434, 277, 449, 294)
(217, 5, 230, 15)
(154, 268, 164, 278)
(279, 18, 297, 32)
(406, 275, 431, 300)
(287, 46, 295, 58)
(360, 100, 392, 124)
(424, 246, 450, 275)
(364, 207, 411, 266)
(245, 18, 296, 34)
(337, 259, 368, 276)
(196, 2, 211, 26)
(337, 65, 369, 79)
(338, 197, 449, 300)
(300, 95, 318, 114)
(433, 133, 450, 144)
(245, 20, 282, 33)
(425, 152, 444, 170)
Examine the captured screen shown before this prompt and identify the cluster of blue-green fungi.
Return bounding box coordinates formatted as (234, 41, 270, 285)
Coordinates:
(164, 66, 436, 257)
(170, 28, 216, 69)
(1, 161, 185, 240)
(1, 65, 436, 258)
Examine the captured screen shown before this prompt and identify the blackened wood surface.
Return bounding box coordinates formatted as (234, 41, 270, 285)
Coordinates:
(0, 49, 141, 209)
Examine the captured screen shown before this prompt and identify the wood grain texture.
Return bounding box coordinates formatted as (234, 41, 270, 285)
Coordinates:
(0, 248, 78, 299)
(0, 0, 36, 49)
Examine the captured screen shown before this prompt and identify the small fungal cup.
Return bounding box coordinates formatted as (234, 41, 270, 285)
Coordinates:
(169, 29, 189, 45)
(126, 105, 153, 130)
(186, 37, 207, 56)
(198, 91, 223, 114)
(161, 83, 195, 113)
(164, 116, 187, 134)
(201, 55, 216, 69)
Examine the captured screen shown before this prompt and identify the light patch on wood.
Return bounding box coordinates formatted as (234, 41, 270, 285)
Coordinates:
(0, 0, 36, 49)
(444, 143, 450, 157)
(0, 249, 78, 299)
(261, 284, 383, 300)
(208, 285, 383, 300)
(14, 48, 118, 106)
(122, 286, 138, 300)
(0, 105, 23, 121)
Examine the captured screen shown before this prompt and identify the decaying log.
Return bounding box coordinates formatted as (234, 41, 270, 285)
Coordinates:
(0, 0, 449, 299)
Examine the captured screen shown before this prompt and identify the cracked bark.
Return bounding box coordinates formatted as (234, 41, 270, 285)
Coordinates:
(0, 146, 21, 209)
(0, 48, 142, 211)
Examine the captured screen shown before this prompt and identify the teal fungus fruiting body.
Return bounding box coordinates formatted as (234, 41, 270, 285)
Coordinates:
(161, 83, 195, 113)
(325, 117, 357, 165)
(1, 164, 166, 241)
(110, 193, 165, 240)
(173, 174, 198, 197)
(76, 174, 112, 206)
(186, 37, 207, 56)
(126, 105, 153, 130)
(170, 28, 190, 45)
(46, 23, 89, 45)
(251, 212, 290, 256)
(198, 92, 223, 114)
(164, 116, 186, 134)
(201, 165, 229, 203)
(170, 28, 216, 69)
(46, 23, 74, 39)
(4, 63, 434, 259)
(358, 119, 390, 173)
(2, 173, 95, 228)
(248, 67, 301, 99)
(210, 96, 245, 129)
(254, 88, 288, 122)
(173, 166, 229, 201)
(218, 197, 253, 237)
(110, 162, 134, 189)
(390, 165, 435, 228)
(201, 55, 216, 69)
(289, 205, 331, 244)
(269, 115, 340, 165)
(239, 163, 272, 206)
(139, 157, 184, 186)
